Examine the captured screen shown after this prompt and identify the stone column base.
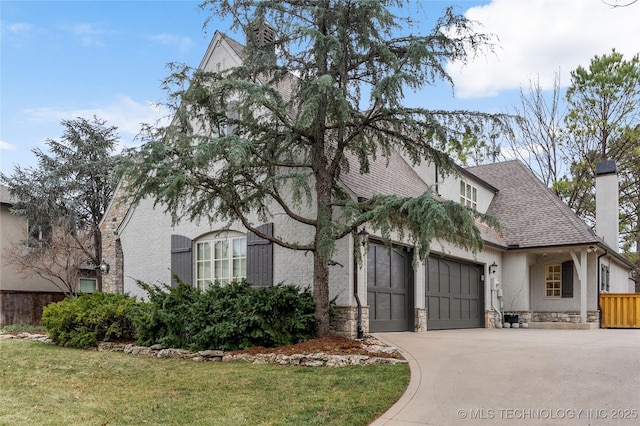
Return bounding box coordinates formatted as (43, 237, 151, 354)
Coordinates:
(330, 305, 369, 339)
(415, 307, 427, 331)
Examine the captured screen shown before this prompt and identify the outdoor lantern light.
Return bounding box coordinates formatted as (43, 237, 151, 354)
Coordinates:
(100, 260, 110, 275)
(489, 261, 498, 274)
(358, 227, 369, 246)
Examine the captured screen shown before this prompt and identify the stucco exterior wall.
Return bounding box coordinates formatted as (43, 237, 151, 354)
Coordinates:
(602, 256, 634, 293)
(529, 251, 599, 313)
(500, 251, 529, 312)
(0, 204, 63, 293)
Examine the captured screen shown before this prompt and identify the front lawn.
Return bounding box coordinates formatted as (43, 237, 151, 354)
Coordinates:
(0, 339, 409, 425)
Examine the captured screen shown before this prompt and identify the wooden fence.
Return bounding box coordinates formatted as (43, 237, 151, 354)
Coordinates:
(600, 293, 640, 329)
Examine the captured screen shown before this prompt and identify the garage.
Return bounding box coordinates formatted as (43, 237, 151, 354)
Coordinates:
(426, 256, 484, 330)
(367, 242, 414, 332)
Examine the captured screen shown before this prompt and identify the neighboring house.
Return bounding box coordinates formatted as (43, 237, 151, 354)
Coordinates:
(0, 185, 66, 325)
(100, 32, 635, 336)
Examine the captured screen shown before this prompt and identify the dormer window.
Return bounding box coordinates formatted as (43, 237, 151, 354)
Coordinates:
(460, 180, 477, 209)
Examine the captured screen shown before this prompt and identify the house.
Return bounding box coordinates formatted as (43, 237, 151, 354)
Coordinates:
(100, 31, 635, 336)
(0, 185, 66, 325)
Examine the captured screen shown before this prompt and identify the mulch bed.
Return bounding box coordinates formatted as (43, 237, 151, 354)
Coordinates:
(228, 335, 403, 359)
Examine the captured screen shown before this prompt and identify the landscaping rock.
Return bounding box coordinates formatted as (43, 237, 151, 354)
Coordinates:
(124, 344, 153, 356)
(1, 332, 406, 367)
(157, 348, 193, 359)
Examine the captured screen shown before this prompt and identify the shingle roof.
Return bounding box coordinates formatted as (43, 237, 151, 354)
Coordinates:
(339, 150, 429, 199)
(221, 32, 245, 57)
(339, 151, 505, 247)
(466, 160, 600, 249)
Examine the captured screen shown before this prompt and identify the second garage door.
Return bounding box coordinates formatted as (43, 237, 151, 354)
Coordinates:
(426, 256, 484, 330)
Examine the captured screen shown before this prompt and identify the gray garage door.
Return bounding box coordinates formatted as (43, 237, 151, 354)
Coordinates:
(426, 256, 484, 330)
(367, 242, 413, 332)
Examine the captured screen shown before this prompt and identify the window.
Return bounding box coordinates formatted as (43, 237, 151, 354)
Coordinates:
(195, 236, 247, 290)
(459, 180, 478, 209)
(545, 265, 561, 298)
(79, 278, 97, 293)
(600, 265, 610, 292)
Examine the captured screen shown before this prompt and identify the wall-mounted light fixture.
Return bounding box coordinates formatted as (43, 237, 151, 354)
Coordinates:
(358, 227, 369, 246)
(489, 261, 498, 274)
(100, 260, 110, 275)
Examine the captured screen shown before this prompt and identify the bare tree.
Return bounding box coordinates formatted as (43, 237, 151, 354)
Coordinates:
(3, 224, 95, 297)
(506, 72, 565, 190)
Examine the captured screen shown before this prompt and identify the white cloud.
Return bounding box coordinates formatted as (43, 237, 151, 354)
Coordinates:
(23, 96, 171, 149)
(1, 21, 35, 46)
(6, 22, 32, 34)
(150, 33, 194, 54)
(447, 0, 640, 98)
(0, 140, 17, 151)
(69, 22, 108, 47)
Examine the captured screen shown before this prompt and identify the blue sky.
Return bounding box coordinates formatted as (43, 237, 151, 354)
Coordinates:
(1, 0, 639, 174)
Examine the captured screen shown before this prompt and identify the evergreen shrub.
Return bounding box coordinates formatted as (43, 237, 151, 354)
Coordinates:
(134, 280, 315, 351)
(41, 292, 140, 348)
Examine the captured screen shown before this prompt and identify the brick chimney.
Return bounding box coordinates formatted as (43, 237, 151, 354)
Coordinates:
(595, 160, 619, 252)
(247, 20, 276, 62)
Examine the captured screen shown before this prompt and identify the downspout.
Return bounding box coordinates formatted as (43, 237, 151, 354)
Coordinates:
(490, 277, 503, 327)
(353, 270, 364, 339)
(597, 248, 607, 328)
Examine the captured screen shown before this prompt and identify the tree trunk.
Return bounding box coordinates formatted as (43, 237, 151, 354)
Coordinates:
(313, 251, 331, 337)
(94, 225, 103, 292)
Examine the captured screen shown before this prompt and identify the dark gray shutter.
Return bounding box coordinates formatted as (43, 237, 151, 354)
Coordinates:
(246, 223, 273, 287)
(561, 260, 573, 298)
(171, 235, 193, 287)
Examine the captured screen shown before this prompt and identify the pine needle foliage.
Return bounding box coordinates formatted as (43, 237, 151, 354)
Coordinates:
(121, 0, 507, 336)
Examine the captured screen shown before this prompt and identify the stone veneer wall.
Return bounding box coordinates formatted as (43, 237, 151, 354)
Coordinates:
(486, 310, 601, 327)
(415, 307, 427, 331)
(532, 311, 600, 323)
(330, 306, 369, 338)
(486, 310, 532, 328)
(100, 190, 132, 294)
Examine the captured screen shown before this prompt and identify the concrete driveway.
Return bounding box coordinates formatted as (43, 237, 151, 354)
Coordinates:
(371, 329, 640, 426)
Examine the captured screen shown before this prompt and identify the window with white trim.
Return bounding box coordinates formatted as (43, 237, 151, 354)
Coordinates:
(545, 264, 561, 298)
(459, 180, 478, 209)
(195, 236, 246, 290)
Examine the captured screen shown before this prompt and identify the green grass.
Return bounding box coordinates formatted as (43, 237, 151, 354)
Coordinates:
(0, 339, 409, 426)
(0, 323, 48, 334)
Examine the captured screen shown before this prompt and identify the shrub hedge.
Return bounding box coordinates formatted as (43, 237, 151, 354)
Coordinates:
(135, 280, 316, 351)
(41, 292, 139, 348)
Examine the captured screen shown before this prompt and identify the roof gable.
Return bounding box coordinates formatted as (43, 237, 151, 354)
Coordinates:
(198, 31, 245, 72)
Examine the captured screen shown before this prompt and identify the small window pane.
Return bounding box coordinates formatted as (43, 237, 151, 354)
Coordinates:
(79, 278, 96, 293)
(233, 238, 246, 257)
(214, 240, 228, 260)
(197, 242, 211, 261)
